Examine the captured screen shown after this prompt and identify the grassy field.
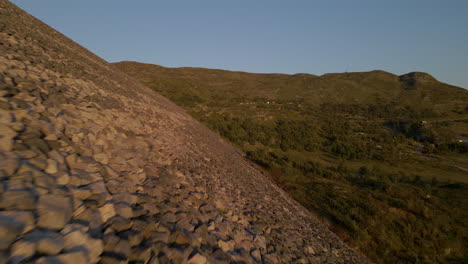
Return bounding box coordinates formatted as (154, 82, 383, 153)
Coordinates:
(114, 61, 468, 264)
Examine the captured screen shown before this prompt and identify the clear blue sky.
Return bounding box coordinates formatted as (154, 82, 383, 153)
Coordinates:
(11, 0, 468, 88)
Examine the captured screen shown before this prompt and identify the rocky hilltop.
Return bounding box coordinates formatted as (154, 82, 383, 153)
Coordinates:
(0, 1, 368, 263)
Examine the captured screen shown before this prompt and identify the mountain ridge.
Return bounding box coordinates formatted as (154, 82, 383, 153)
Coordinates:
(114, 60, 455, 85)
(114, 60, 466, 90)
(113, 61, 468, 115)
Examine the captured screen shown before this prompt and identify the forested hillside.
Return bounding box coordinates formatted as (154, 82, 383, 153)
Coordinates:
(115, 61, 468, 264)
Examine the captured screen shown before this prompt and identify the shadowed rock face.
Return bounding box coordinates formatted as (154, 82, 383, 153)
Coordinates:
(0, 1, 368, 263)
(398, 72, 438, 88)
(399, 72, 437, 82)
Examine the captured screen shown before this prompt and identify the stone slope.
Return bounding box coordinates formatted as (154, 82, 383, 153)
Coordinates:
(0, 1, 368, 263)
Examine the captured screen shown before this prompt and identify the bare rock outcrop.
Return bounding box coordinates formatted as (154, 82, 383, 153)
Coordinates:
(0, 1, 368, 263)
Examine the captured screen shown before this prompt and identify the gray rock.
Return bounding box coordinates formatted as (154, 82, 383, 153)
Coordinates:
(103, 233, 120, 251)
(4, 177, 31, 191)
(16, 163, 54, 188)
(37, 233, 65, 255)
(24, 138, 50, 153)
(176, 218, 195, 232)
(129, 246, 152, 263)
(22, 230, 65, 255)
(9, 239, 35, 264)
(100, 256, 126, 264)
(0, 109, 12, 123)
(114, 203, 133, 218)
(263, 253, 279, 263)
(254, 235, 267, 250)
(159, 212, 177, 224)
(46, 139, 62, 150)
(17, 150, 38, 159)
(101, 166, 119, 181)
(12, 142, 29, 151)
(187, 253, 207, 264)
(152, 231, 170, 244)
(210, 248, 230, 261)
(88, 180, 108, 195)
(48, 150, 66, 165)
(0, 211, 34, 236)
(33, 173, 56, 188)
(133, 208, 149, 219)
(0, 100, 10, 110)
(62, 224, 103, 263)
(189, 232, 202, 248)
(36, 251, 88, 264)
(28, 157, 48, 170)
(61, 223, 89, 236)
(306, 246, 316, 255)
(120, 230, 143, 247)
(0, 152, 19, 175)
(106, 178, 126, 194)
(0, 190, 36, 210)
(128, 170, 146, 184)
(70, 186, 93, 200)
(108, 162, 127, 173)
(160, 247, 188, 264)
(73, 208, 103, 230)
(114, 239, 131, 259)
(69, 169, 101, 186)
(0, 214, 25, 250)
(218, 239, 235, 252)
(250, 249, 261, 262)
(131, 219, 158, 237)
(86, 193, 108, 208)
(218, 221, 232, 234)
(0, 124, 17, 151)
(142, 202, 160, 215)
(66, 154, 101, 173)
(37, 193, 72, 229)
(174, 231, 191, 245)
(93, 152, 109, 165)
(107, 216, 132, 232)
(233, 228, 251, 244)
(136, 193, 156, 204)
(112, 192, 137, 205)
(55, 171, 71, 185)
(45, 158, 59, 174)
(87, 238, 104, 263)
(99, 203, 116, 223)
(65, 154, 79, 170)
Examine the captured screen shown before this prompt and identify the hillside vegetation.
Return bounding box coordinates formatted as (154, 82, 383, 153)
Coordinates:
(114, 61, 468, 264)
